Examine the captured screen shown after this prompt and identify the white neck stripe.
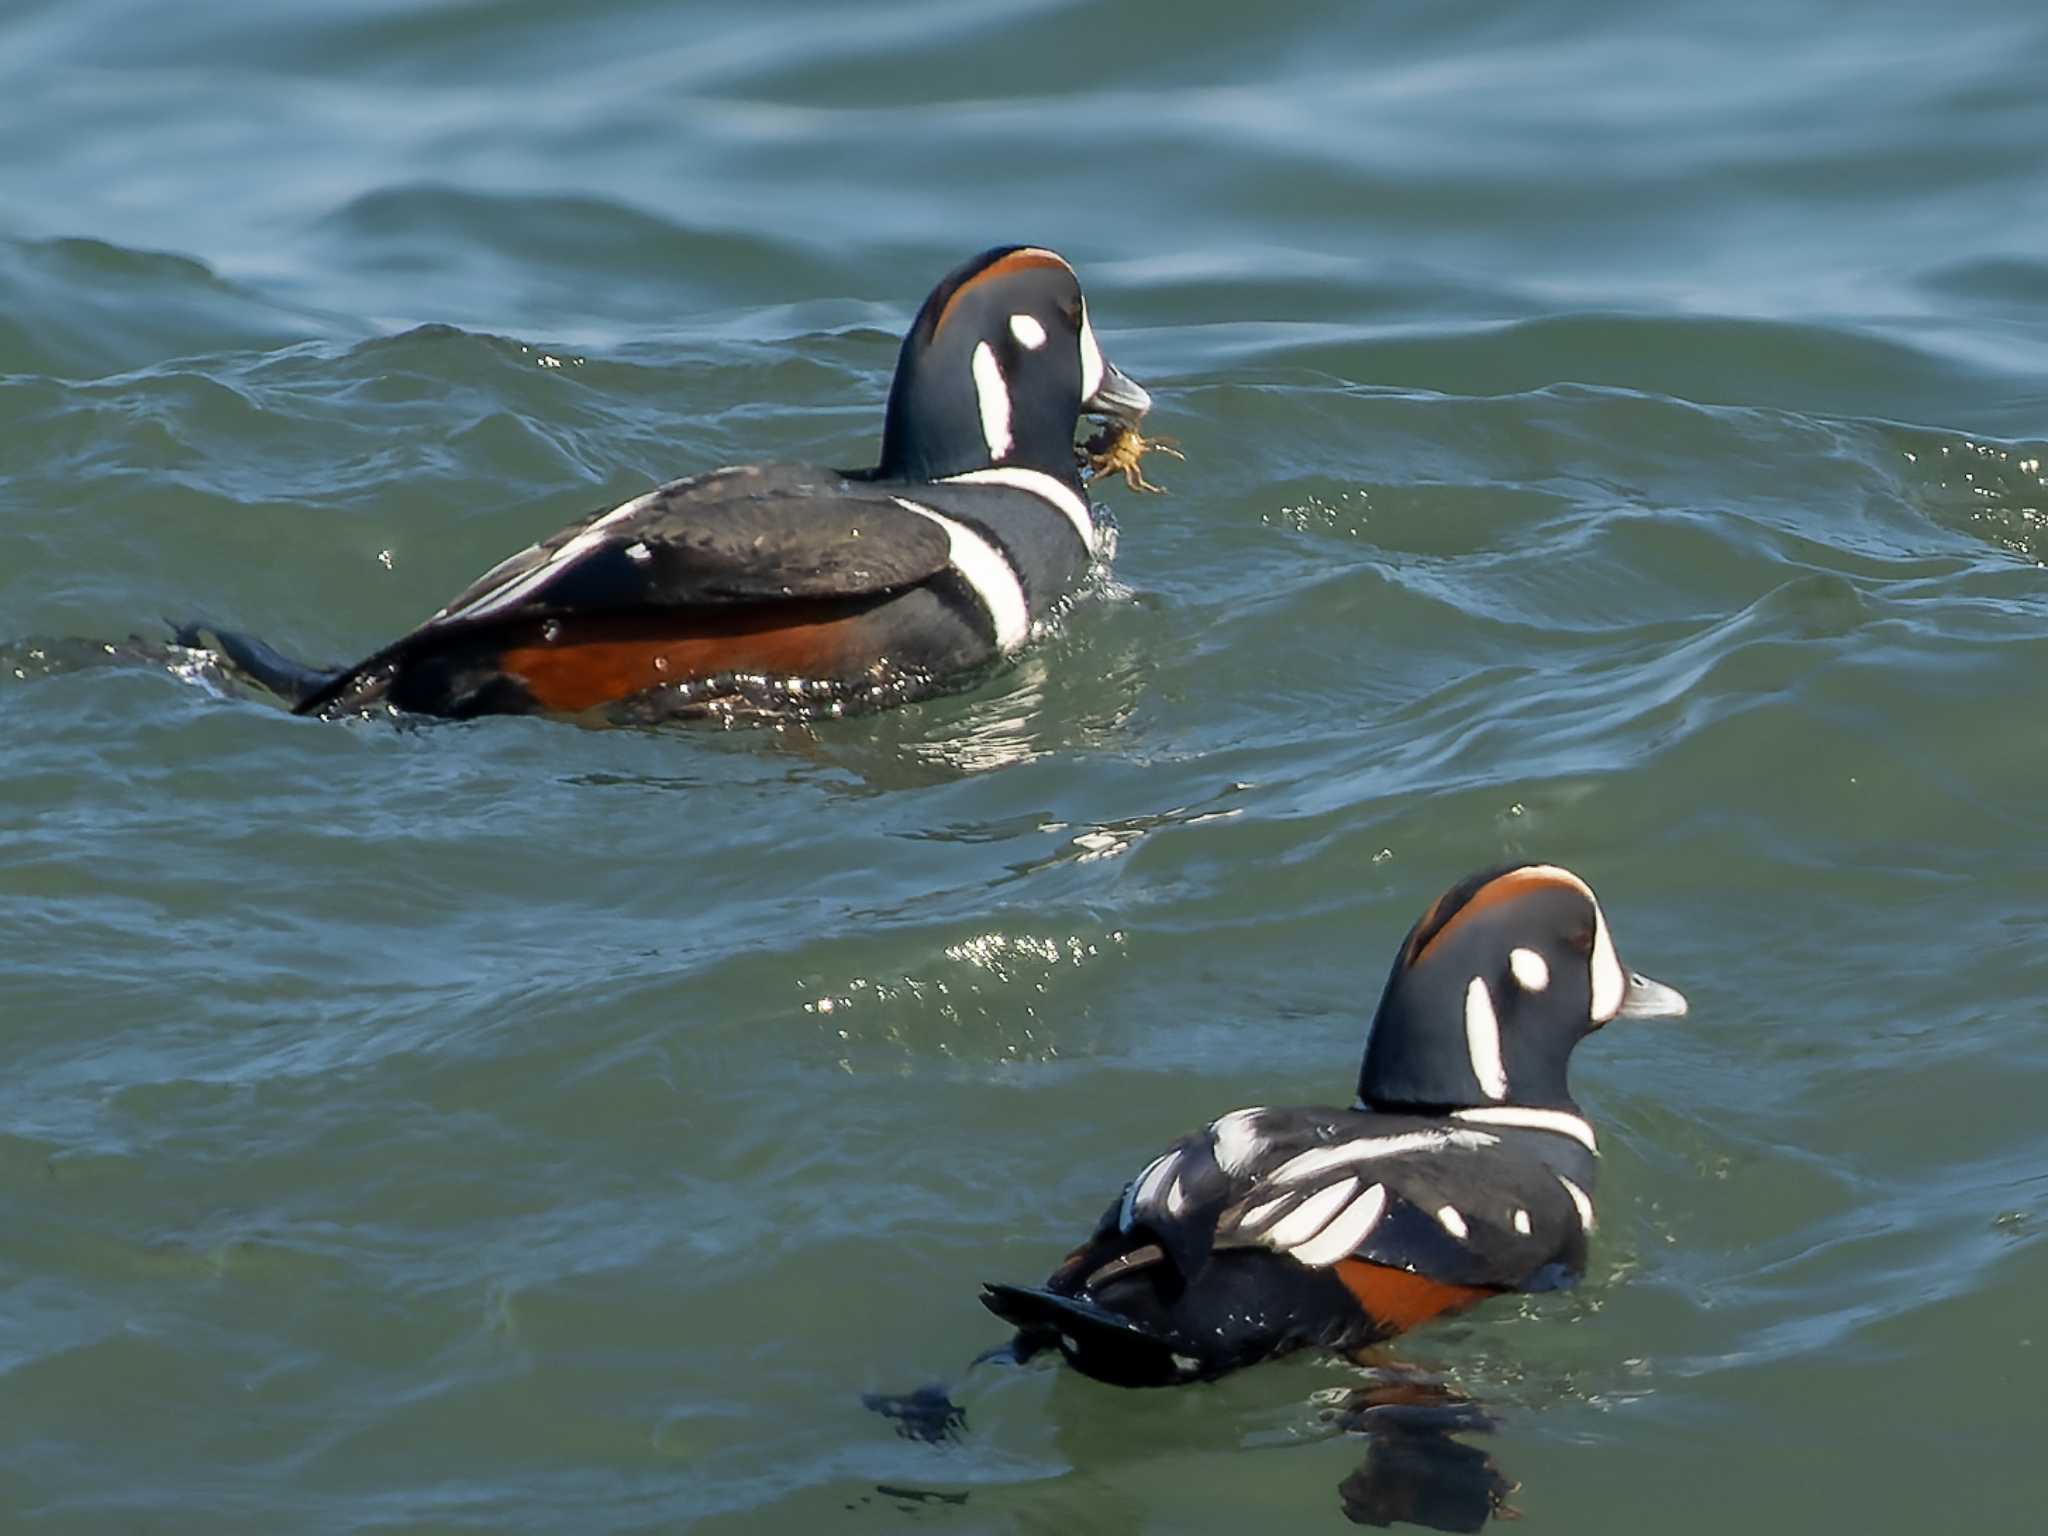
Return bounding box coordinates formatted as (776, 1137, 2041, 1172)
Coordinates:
(1451, 1106, 1599, 1154)
(1464, 976, 1508, 1101)
(938, 467, 1096, 557)
(970, 340, 1012, 462)
(891, 497, 1029, 652)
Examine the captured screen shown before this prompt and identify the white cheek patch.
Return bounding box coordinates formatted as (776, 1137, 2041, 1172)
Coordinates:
(970, 340, 1012, 461)
(1435, 1205, 1469, 1239)
(1513, 1208, 1532, 1236)
(1509, 947, 1550, 992)
(1009, 313, 1047, 350)
(1077, 302, 1105, 403)
(1464, 977, 1508, 1101)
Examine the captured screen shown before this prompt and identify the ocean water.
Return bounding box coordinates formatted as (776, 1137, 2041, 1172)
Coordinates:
(3, 1, 2046, 1530)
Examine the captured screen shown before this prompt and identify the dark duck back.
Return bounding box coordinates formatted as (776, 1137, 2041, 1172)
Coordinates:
(182, 245, 1152, 722)
(982, 863, 1689, 1386)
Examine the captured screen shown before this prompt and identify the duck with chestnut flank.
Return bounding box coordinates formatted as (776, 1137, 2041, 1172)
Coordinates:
(981, 863, 1688, 1387)
(181, 246, 1151, 720)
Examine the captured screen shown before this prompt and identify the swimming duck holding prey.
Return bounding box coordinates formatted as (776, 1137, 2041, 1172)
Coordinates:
(181, 245, 1152, 721)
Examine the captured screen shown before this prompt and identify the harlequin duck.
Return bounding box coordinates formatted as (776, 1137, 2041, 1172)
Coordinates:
(182, 245, 1151, 720)
(981, 863, 1687, 1386)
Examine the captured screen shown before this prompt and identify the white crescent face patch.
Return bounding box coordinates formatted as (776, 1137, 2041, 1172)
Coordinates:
(970, 341, 1012, 462)
(1077, 301, 1105, 404)
(1511, 865, 1626, 1022)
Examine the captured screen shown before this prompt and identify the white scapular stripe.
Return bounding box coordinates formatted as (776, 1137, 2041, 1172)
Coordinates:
(1451, 1106, 1599, 1154)
(1271, 1127, 1498, 1185)
(1166, 1174, 1188, 1216)
(1265, 1177, 1358, 1249)
(1077, 302, 1105, 404)
(1120, 1150, 1178, 1232)
(891, 498, 1029, 651)
(1465, 976, 1508, 1101)
(1235, 1193, 1290, 1231)
(1135, 1151, 1179, 1208)
(1009, 313, 1047, 349)
(1509, 946, 1550, 992)
(971, 340, 1012, 461)
(938, 467, 1097, 556)
(1436, 1205, 1469, 1239)
(1558, 1174, 1596, 1232)
(1208, 1107, 1267, 1175)
(1289, 1183, 1389, 1268)
(436, 487, 662, 622)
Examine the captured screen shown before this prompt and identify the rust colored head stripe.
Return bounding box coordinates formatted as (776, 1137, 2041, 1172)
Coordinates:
(1407, 867, 1586, 968)
(932, 248, 1071, 339)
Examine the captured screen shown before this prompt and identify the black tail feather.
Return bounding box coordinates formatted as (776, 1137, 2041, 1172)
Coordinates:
(173, 622, 347, 709)
(978, 1282, 1192, 1387)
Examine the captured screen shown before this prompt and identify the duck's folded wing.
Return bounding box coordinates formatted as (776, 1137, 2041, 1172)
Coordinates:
(422, 465, 956, 627)
(1117, 1109, 1592, 1292)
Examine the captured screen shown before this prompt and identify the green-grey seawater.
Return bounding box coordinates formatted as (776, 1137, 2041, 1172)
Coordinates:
(3, 0, 2046, 1530)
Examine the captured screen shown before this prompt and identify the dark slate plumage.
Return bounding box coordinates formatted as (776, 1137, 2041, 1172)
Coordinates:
(181, 245, 1150, 721)
(981, 863, 1687, 1387)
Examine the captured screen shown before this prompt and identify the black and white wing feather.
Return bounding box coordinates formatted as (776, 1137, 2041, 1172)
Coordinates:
(1114, 1107, 1597, 1292)
(421, 464, 956, 627)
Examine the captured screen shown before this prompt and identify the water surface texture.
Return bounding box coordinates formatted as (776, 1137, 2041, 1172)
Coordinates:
(4, 1, 2047, 1530)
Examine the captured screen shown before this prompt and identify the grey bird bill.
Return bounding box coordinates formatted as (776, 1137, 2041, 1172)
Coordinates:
(1616, 971, 1688, 1019)
(1084, 359, 1151, 425)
